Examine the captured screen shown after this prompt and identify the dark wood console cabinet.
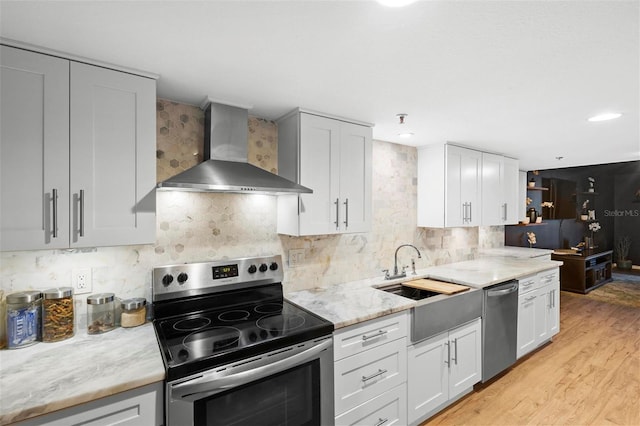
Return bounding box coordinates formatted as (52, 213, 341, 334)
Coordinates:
(551, 250, 613, 294)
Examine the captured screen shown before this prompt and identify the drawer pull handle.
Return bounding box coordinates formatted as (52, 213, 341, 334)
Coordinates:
(375, 418, 389, 426)
(525, 295, 536, 302)
(362, 368, 387, 382)
(362, 330, 388, 341)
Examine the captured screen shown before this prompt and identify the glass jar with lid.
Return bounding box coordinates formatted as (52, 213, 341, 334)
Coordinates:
(87, 293, 115, 334)
(6, 290, 42, 349)
(42, 287, 74, 342)
(120, 298, 147, 328)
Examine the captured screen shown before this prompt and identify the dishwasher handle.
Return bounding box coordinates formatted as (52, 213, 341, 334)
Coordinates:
(486, 283, 518, 297)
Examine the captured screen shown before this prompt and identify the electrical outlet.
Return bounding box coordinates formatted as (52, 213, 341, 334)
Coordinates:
(72, 268, 92, 295)
(289, 249, 305, 268)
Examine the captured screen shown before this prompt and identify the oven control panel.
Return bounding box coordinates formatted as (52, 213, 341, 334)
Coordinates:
(152, 255, 283, 302)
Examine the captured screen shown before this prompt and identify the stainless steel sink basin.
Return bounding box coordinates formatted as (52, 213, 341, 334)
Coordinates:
(377, 283, 440, 301)
(377, 282, 483, 343)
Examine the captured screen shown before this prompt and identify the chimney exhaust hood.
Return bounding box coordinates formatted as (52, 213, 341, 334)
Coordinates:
(157, 100, 312, 195)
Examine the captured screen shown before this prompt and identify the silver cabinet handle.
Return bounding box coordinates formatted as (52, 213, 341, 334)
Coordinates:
(525, 295, 536, 302)
(334, 198, 339, 230)
(468, 202, 472, 223)
(362, 330, 388, 341)
(374, 418, 389, 426)
(502, 203, 507, 221)
(362, 368, 387, 382)
(51, 188, 58, 238)
(452, 338, 458, 365)
(343, 198, 349, 228)
(444, 341, 450, 366)
(79, 189, 85, 237)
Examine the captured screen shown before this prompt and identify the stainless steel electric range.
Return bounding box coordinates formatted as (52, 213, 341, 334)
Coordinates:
(152, 255, 334, 426)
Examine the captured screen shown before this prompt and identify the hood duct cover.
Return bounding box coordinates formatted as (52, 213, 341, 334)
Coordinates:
(157, 102, 312, 194)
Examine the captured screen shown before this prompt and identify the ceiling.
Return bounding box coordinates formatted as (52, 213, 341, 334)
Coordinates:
(1, 0, 638, 171)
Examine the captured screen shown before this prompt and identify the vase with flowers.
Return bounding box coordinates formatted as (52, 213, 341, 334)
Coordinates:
(587, 221, 601, 249)
(527, 231, 536, 248)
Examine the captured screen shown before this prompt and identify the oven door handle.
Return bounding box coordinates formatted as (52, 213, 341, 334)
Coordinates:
(171, 338, 332, 402)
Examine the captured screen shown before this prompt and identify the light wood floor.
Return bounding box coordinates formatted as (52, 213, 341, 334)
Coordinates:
(422, 289, 640, 425)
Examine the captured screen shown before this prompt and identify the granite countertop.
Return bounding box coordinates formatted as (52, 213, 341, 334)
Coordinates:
(288, 247, 562, 329)
(0, 323, 165, 425)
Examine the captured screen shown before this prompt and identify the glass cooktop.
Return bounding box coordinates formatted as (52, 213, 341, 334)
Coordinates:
(154, 299, 333, 381)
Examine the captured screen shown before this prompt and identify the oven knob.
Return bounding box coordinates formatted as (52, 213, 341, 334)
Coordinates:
(269, 262, 279, 271)
(162, 274, 173, 286)
(259, 263, 268, 272)
(248, 331, 257, 342)
(177, 273, 188, 284)
(248, 264, 257, 274)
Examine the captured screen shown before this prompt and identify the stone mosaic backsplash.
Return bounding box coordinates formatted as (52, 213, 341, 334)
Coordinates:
(0, 99, 505, 318)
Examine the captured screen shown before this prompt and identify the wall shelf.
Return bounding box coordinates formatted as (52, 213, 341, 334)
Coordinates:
(526, 186, 548, 191)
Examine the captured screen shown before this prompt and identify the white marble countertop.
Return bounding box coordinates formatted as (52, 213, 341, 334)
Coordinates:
(288, 248, 562, 329)
(0, 323, 165, 425)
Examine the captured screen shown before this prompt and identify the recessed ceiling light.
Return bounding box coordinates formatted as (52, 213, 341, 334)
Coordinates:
(377, 0, 417, 7)
(398, 132, 414, 138)
(588, 113, 622, 122)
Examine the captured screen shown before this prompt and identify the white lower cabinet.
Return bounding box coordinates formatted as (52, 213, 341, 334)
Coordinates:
(407, 318, 482, 425)
(335, 384, 407, 426)
(334, 312, 408, 425)
(15, 382, 163, 426)
(517, 268, 560, 359)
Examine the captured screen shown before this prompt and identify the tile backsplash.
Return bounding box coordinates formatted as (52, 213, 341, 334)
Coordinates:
(0, 99, 504, 317)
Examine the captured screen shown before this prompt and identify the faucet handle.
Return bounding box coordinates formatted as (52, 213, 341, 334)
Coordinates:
(401, 265, 409, 274)
(382, 269, 390, 279)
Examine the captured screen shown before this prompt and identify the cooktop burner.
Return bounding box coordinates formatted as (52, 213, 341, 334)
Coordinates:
(152, 255, 333, 381)
(155, 299, 330, 380)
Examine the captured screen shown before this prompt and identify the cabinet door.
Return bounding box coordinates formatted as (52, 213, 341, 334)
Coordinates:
(502, 156, 520, 224)
(70, 62, 156, 247)
(338, 122, 372, 233)
(0, 46, 70, 251)
(547, 283, 560, 337)
(448, 319, 482, 399)
(446, 145, 481, 226)
(298, 113, 341, 235)
(407, 334, 448, 424)
(517, 291, 537, 359)
(534, 286, 549, 344)
(481, 153, 503, 225)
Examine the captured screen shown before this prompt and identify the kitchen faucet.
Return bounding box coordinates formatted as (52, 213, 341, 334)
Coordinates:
(383, 244, 422, 280)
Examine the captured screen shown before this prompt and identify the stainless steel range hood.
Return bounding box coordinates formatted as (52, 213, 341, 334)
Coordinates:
(157, 101, 312, 194)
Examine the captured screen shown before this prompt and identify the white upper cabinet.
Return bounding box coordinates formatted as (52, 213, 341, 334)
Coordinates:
(417, 144, 482, 227)
(1, 46, 70, 250)
(277, 111, 372, 236)
(0, 45, 156, 251)
(481, 153, 520, 225)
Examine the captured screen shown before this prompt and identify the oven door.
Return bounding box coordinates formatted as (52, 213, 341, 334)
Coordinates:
(167, 336, 334, 426)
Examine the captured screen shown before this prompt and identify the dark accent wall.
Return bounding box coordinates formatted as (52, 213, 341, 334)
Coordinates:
(505, 161, 640, 264)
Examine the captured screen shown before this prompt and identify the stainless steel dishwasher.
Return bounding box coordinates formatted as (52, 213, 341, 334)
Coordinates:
(482, 280, 519, 382)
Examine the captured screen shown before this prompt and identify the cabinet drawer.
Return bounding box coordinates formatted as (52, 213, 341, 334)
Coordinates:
(335, 338, 407, 416)
(518, 274, 538, 295)
(335, 384, 407, 426)
(538, 268, 559, 287)
(334, 312, 408, 360)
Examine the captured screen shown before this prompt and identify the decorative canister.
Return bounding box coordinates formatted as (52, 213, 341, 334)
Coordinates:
(120, 298, 147, 328)
(87, 293, 116, 334)
(527, 208, 538, 224)
(6, 290, 42, 349)
(42, 287, 75, 342)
